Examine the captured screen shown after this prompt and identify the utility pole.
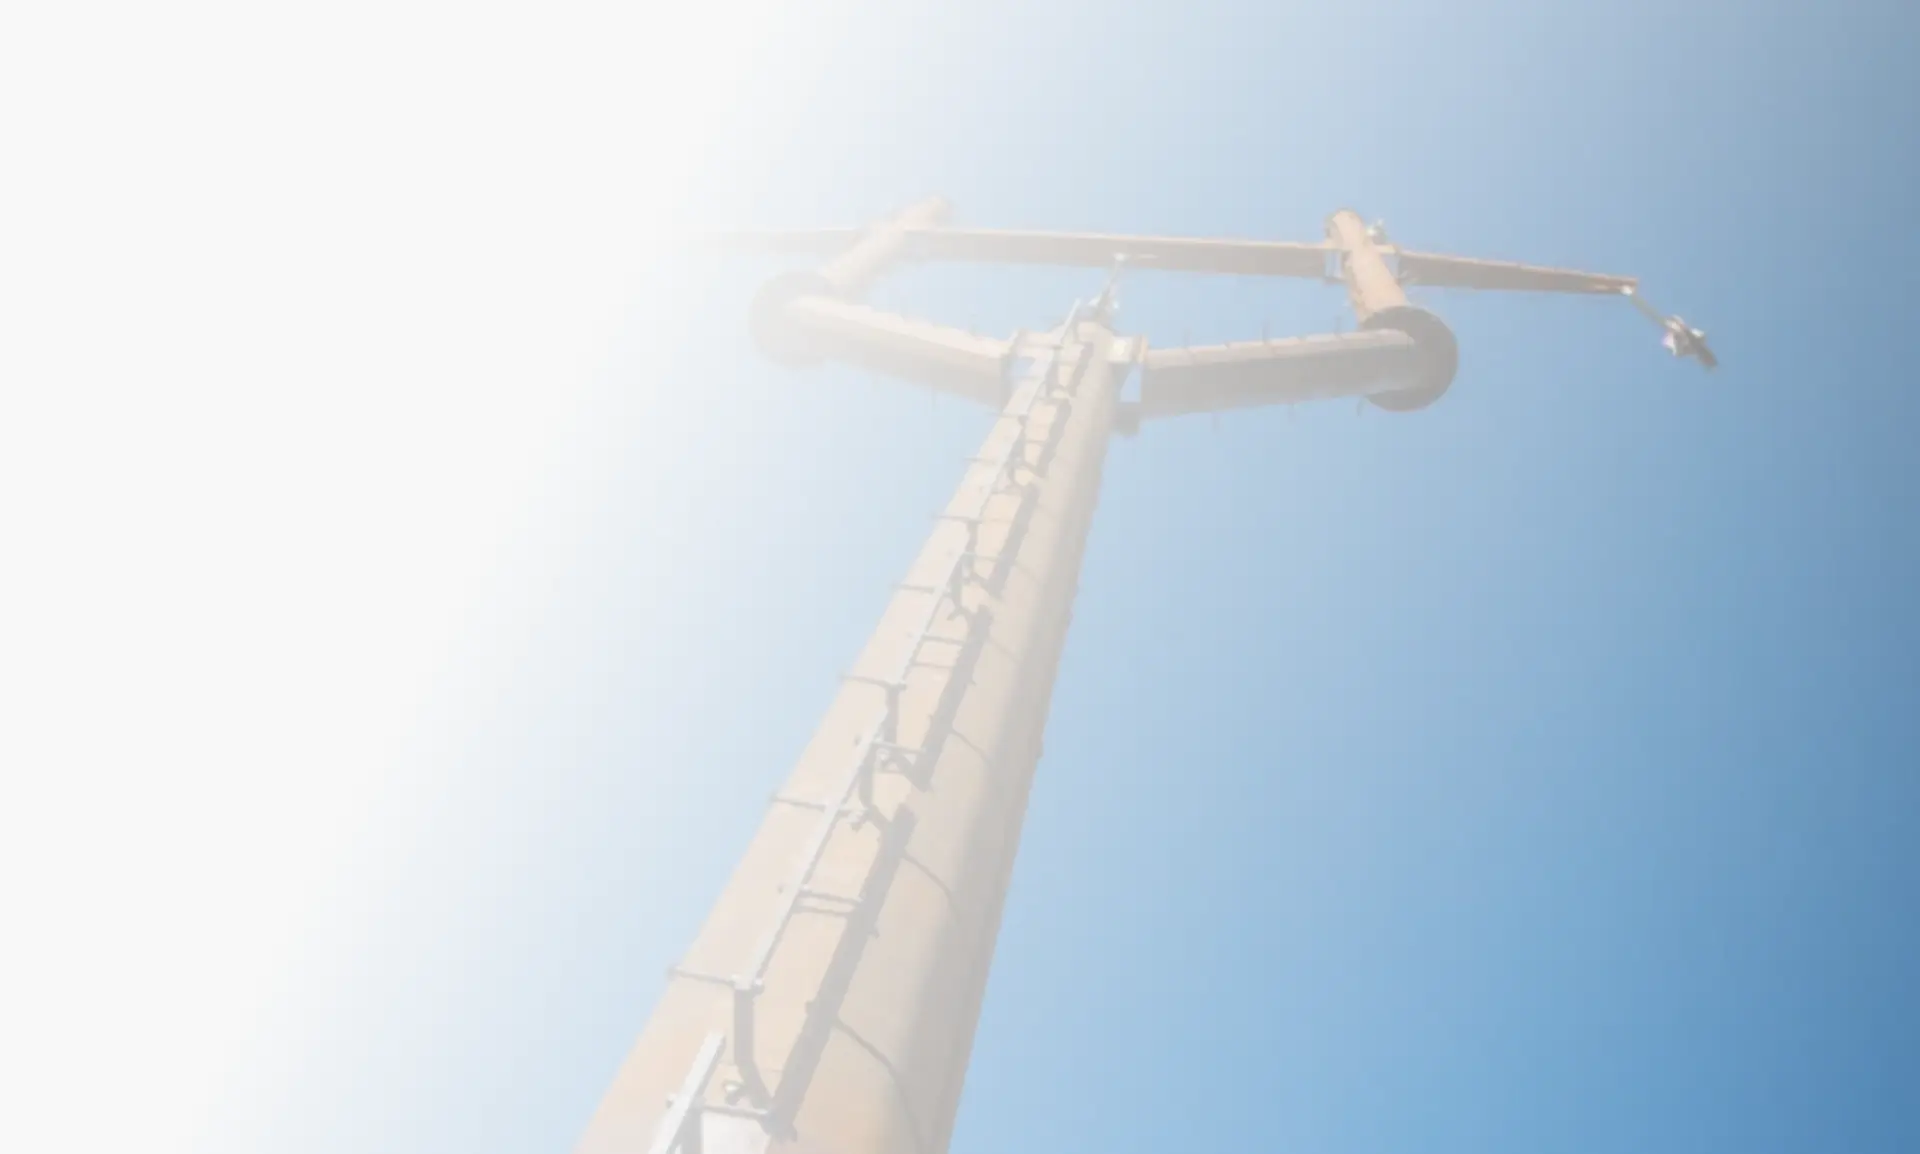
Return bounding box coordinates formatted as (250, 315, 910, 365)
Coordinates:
(576, 198, 1711, 1154)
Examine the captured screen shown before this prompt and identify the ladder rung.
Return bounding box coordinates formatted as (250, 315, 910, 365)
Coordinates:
(797, 887, 860, 906)
(769, 792, 851, 813)
(906, 630, 967, 648)
(700, 1104, 772, 1123)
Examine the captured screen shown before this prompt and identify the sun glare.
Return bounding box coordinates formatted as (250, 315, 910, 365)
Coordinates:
(0, 3, 815, 1151)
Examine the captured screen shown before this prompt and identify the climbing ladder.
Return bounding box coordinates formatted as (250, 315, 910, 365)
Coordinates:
(645, 301, 1098, 1154)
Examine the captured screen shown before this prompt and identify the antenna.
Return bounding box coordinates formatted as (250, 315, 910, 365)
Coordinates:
(579, 199, 1710, 1154)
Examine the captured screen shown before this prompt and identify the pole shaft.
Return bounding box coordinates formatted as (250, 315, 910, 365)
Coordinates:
(578, 316, 1120, 1154)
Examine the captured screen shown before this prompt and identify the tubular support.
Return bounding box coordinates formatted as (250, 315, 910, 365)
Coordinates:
(1326, 211, 1458, 410)
(1136, 330, 1425, 419)
(747, 198, 956, 370)
(818, 197, 952, 297)
(1326, 209, 1412, 321)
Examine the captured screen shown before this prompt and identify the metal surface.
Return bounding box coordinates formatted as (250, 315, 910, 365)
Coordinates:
(578, 294, 1119, 1154)
(1324, 210, 1460, 411)
(817, 198, 952, 297)
(777, 298, 1011, 405)
(1326, 209, 1412, 321)
(1136, 329, 1425, 418)
(583, 200, 1709, 1154)
(718, 226, 1333, 278)
(646, 1034, 726, 1154)
(720, 222, 1648, 300)
(1395, 249, 1636, 295)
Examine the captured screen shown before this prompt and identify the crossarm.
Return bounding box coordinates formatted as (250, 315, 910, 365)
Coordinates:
(718, 229, 1640, 296)
(1135, 330, 1427, 420)
(717, 227, 1333, 279)
(778, 297, 1011, 406)
(1393, 250, 1636, 295)
(904, 229, 1332, 278)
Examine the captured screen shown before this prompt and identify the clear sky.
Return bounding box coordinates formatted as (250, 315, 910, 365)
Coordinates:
(6, 2, 1917, 1153)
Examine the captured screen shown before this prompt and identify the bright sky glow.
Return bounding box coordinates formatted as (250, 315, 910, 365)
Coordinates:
(4, 4, 1915, 1154)
(0, 5, 816, 1151)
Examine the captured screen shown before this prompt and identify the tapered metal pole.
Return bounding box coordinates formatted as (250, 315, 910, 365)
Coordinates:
(578, 307, 1121, 1154)
(584, 197, 1699, 1154)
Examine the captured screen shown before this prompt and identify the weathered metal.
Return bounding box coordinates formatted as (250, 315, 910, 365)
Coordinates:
(584, 200, 1707, 1154)
(578, 300, 1119, 1154)
(1323, 209, 1459, 411)
(1137, 329, 1425, 417)
(747, 198, 951, 367)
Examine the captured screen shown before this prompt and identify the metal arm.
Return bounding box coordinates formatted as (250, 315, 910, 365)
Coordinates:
(775, 298, 1012, 404)
(719, 226, 1333, 279)
(1392, 250, 1636, 295)
(725, 198, 1713, 421)
(1133, 331, 1427, 421)
(717, 223, 1639, 295)
(741, 198, 1014, 404)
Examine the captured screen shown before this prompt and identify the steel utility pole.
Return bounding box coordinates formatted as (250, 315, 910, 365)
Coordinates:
(577, 199, 1711, 1154)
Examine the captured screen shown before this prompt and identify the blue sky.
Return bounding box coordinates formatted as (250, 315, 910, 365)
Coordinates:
(151, 2, 1920, 1152)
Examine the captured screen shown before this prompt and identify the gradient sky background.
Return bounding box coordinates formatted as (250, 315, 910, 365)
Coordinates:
(7, 2, 1917, 1153)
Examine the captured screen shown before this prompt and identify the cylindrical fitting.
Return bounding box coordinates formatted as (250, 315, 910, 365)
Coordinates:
(1357, 305, 1458, 411)
(1326, 209, 1409, 321)
(1327, 209, 1457, 410)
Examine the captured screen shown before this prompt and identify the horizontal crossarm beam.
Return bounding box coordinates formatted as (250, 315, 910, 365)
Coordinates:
(904, 229, 1333, 277)
(1393, 250, 1636, 295)
(1135, 330, 1427, 420)
(718, 228, 1637, 298)
(718, 227, 1334, 279)
(778, 297, 1012, 406)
